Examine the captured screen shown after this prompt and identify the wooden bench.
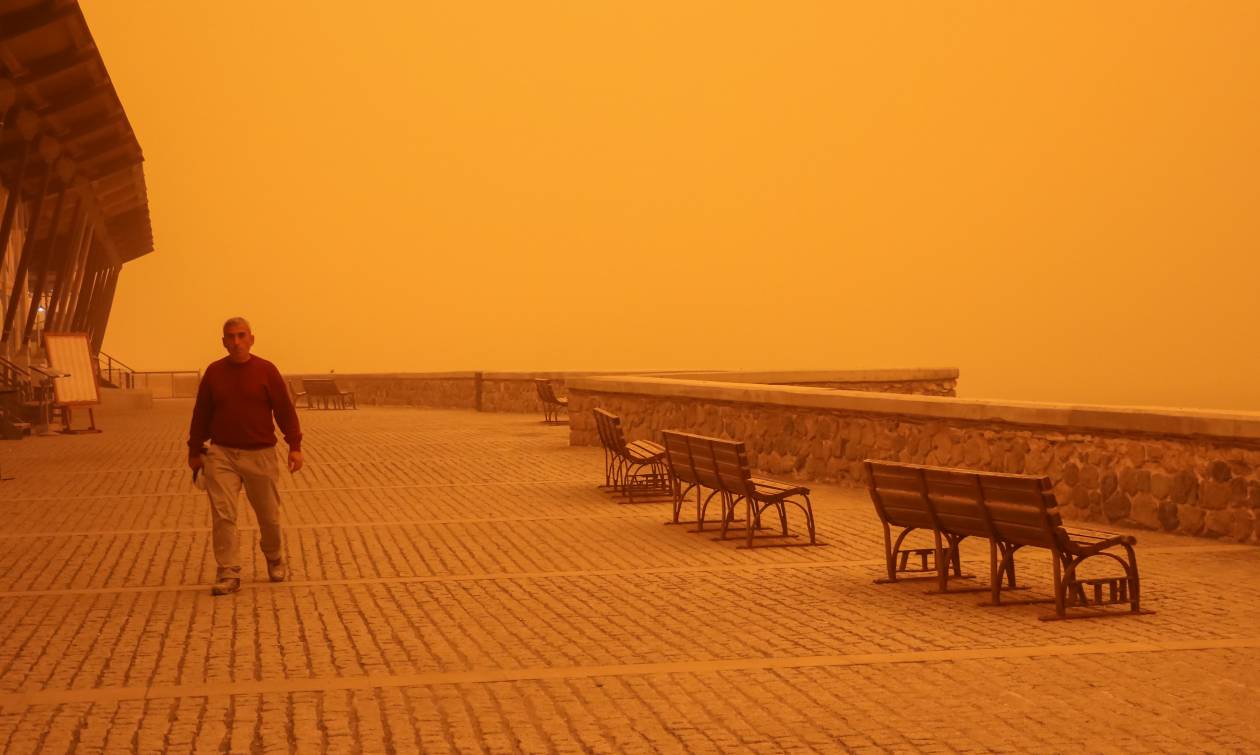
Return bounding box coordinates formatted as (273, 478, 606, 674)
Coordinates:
(663, 430, 817, 548)
(592, 408, 670, 502)
(534, 379, 568, 424)
(302, 378, 357, 410)
(865, 459, 1148, 620)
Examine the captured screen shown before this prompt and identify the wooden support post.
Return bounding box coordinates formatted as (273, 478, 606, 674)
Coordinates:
(87, 266, 118, 353)
(68, 251, 100, 332)
(0, 125, 32, 274)
(22, 176, 75, 345)
(1, 166, 52, 344)
(40, 182, 88, 330)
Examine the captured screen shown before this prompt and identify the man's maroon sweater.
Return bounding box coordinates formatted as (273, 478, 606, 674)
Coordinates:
(188, 355, 302, 454)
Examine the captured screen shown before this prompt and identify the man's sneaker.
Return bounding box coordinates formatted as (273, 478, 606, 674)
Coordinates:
(211, 577, 241, 596)
(267, 558, 287, 583)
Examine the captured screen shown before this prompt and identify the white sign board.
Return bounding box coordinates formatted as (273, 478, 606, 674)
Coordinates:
(43, 332, 100, 406)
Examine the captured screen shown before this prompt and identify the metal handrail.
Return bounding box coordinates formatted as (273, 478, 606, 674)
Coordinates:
(95, 350, 136, 389)
(0, 357, 33, 403)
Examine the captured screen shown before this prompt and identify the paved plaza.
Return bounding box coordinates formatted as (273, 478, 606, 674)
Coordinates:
(1, 400, 1258, 754)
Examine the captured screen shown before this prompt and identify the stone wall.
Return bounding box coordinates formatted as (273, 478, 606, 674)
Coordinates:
(479, 373, 570, 413)
(568, 377, 1260, 544)
(288, 373, 477, 409)
(285, 368, 957, 414)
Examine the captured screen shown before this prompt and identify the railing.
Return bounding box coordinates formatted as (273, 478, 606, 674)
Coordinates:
(130, 371, 200, 399)
(96, 350, 136, 389)
(0, 356, 31, 401)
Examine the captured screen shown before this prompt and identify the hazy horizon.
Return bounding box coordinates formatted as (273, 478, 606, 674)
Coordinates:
(84, 1, 1260, 412)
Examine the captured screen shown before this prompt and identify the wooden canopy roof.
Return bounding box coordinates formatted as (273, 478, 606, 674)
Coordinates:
(0, 0, 152, 265)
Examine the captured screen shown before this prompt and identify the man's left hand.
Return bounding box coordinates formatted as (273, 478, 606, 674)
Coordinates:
(288, 450, 304, 473)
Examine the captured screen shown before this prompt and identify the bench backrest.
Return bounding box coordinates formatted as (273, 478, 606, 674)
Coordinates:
(303, 378, 342, 395)
(864, 460, 937, 531)
(662, 430, 753, 497)
(922, 467, 990, 539)
(976, 473, 1062, 550)
(867, 459, 1068, 548)
(535, 379, 560, 404)
(593, 408, 627, 456)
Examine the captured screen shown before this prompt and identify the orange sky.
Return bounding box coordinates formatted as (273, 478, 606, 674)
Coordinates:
(82, 1, 1260, 411)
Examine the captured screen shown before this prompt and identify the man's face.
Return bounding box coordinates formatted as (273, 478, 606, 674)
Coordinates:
(222, 325, 255, 362)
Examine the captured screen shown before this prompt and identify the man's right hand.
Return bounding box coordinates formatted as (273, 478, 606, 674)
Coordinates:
(188, 453, 204, 472)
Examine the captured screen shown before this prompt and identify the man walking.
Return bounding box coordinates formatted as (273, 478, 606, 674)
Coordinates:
(188, 317, 303, 596)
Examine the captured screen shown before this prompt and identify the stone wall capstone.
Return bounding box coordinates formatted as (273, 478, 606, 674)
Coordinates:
(287, 373, 477, 409)
(285, 369, 958, 413)
(568, 378, 1260, 544)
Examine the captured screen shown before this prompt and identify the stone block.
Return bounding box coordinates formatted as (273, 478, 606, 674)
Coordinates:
(1103, 491, 1131, 522)
(1229, 510, 1255, 542)
(1170, 471, 1198, 505)
(1004, 449, 1026, 474)
(1080, 464, 1100, 488)
(1209, 460, 1232, 482)
(1150, 473, 1172, 500)
(1071, 486, 1091, 510)
(1199, 480, 1232, 511)
(1130, 493, 1160, 530)
(826, 457, 847, 479)
(1062, 463, 1080, 485)
(1204, 509, 1233, 538)
(1177, 504, 1206, 536)
(1025, 448, 1049, 474)
(1101, 472, 1118, 500)
(1120, 468, 1150, 494)
(1158, 500, 1179, 531)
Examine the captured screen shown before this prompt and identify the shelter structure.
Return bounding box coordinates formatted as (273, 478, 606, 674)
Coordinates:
(0, 0, 152, 367)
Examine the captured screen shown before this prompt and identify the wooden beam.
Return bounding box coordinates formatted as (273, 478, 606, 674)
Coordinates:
(0, 2, 76, 47)
(35, 83, 112, 120)
(56, 112, 128, 146)
(13, 48, 99, 91)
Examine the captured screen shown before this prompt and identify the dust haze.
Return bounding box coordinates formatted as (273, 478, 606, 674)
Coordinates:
(84, 1, 1260, 411)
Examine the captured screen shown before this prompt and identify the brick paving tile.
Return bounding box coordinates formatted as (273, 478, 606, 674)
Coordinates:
(0, 399, 1256, 753)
